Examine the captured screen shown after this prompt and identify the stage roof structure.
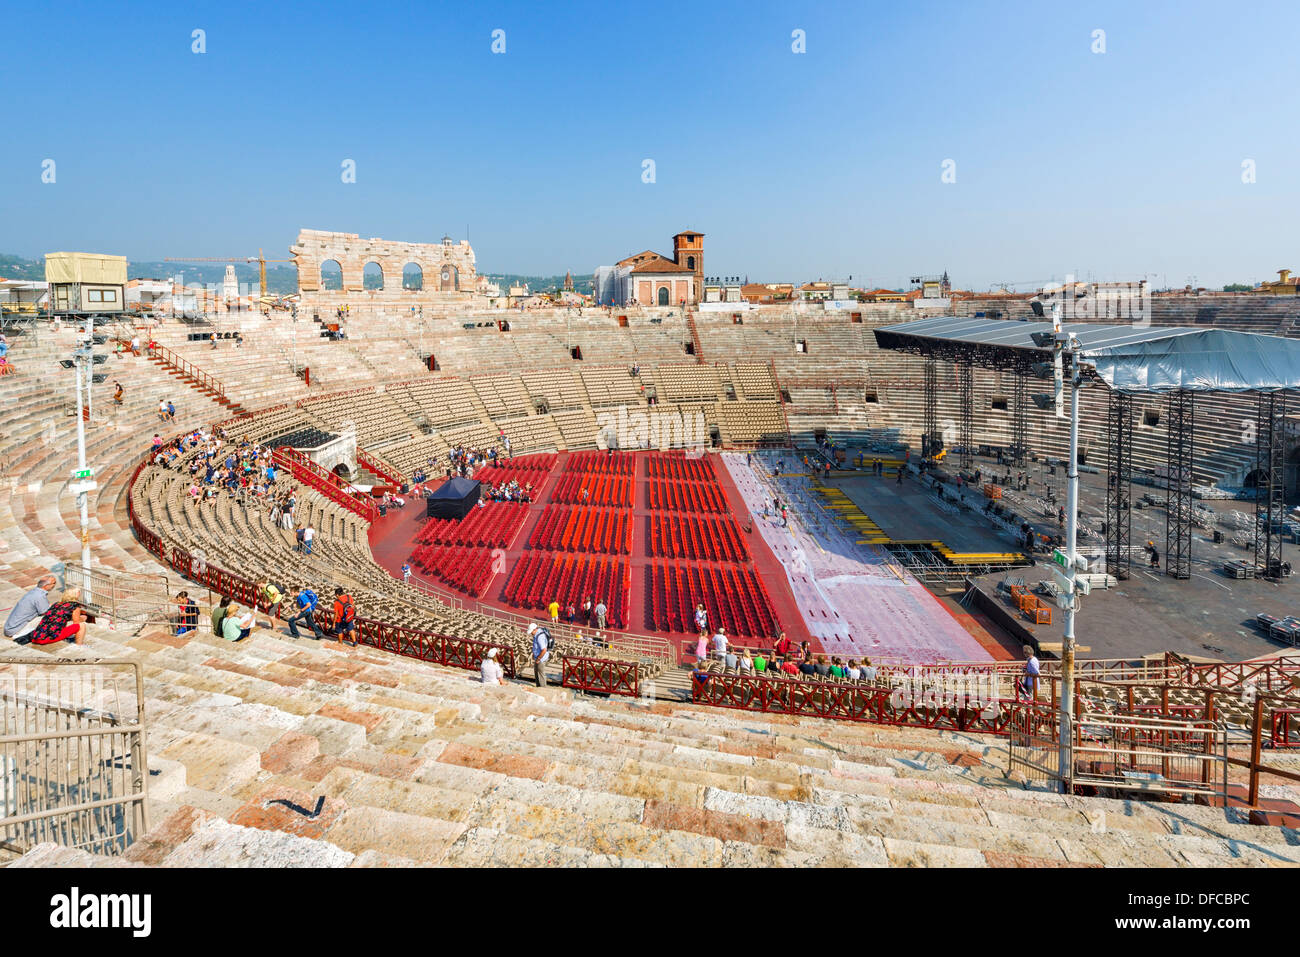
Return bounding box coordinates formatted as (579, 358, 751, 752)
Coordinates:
(874, 317, 1300, 394)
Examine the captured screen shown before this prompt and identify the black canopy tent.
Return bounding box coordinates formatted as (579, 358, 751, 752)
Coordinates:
(426, 477, 481, 520)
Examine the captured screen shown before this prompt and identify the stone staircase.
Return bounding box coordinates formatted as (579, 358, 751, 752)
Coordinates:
(6, 621, 1299, 867)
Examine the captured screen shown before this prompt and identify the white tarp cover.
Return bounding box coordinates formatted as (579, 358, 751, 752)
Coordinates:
(1081, 328, 1300, 394)
(44, 252, 128, 285)
(875, 317, 1300, 394)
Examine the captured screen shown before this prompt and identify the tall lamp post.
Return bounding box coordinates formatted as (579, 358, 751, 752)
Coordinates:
(63, 322, 105, 601)
(1032, 302, 1088, 793)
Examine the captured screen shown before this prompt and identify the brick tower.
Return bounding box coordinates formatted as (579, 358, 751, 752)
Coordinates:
(672, 230, 704, 302)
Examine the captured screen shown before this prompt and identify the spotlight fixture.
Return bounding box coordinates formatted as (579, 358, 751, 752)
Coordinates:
(1032, 394, 1056, 411)
(1030, 331, 1057, 348)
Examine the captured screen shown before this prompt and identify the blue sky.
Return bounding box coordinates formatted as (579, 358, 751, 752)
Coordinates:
(2, 0, 1296, 290)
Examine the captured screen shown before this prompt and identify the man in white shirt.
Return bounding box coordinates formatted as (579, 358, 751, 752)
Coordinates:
(303, 524, 314, 555)
(712, 628, 728, 661)
(480, 647, 504, 685)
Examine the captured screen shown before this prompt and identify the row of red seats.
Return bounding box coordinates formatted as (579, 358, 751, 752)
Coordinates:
(648, 479, 727, 514)
(564, 450, 636, 477)
(646, 561, 779, 640)
(550, 471, 634, 508)
(528, 505, 632, 555)
(503, 552, 630, 628)
(415, 501, 528, 549)
(475, 453, 557, 494)
(646, 451, 715, 483)
(649, 513, 750, 563)
(410, 543, 496, 598)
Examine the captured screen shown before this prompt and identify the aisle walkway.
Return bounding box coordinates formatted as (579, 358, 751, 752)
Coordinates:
(719, 453, 992, 663)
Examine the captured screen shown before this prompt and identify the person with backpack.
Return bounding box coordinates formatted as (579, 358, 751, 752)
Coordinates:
(286, 586, 323, 639)
(527, 622, 552, 687)
(331, 587, 357, 646)
(175, 590, 199, 635)
(211, 595, 232, 636)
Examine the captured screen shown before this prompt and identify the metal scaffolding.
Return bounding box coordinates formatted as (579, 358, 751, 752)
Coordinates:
(958, 359, 974, 470)
(1254, 392, 1288, 580)
(1165, 390, 1194, 580)
(923, 357, 938, 458)
(1011, 362, 1029, 466)
(1105, 391, 1133, 581)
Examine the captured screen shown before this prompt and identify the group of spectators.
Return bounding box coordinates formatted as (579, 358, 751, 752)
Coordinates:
(691, 627, 879, 688)
(482, 479, 534, 503)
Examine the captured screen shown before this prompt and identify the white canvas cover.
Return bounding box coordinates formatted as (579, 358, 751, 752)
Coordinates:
(44, 252, 128, 285)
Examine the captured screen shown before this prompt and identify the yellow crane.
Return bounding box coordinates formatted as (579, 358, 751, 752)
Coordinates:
(163, 249, 293, 298)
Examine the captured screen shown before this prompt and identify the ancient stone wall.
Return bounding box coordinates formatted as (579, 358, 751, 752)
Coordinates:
(290, 228, 481, 310)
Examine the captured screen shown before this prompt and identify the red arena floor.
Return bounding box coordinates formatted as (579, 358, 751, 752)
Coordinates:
(368, 450, 1001, 661)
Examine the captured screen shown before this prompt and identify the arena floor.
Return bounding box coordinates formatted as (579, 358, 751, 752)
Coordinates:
(365, 451, 1011, 664)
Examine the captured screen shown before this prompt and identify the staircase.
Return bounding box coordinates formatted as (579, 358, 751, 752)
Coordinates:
(685, 309, 705, 362)
(147, 344, 246, 415)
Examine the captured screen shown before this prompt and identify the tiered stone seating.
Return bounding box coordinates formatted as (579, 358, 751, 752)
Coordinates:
(520, 368, 588, 411)
(470, 373, 533, 420)
(551, 407, 599, 450)
(580, 366, 645, 408)
(8, 622, 1299, 867)
(655, 363, 724, 403)
(714, 400, 787, 445)
(395, 378, 486, 429)
(300, 389, 417, 446)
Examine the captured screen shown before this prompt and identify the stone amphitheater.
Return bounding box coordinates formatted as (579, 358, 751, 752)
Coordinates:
(3, 296, 1300, 868)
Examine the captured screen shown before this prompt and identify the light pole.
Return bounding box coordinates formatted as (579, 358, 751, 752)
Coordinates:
(1033, 302, 1087, 793)
(67, 328, 100, 602)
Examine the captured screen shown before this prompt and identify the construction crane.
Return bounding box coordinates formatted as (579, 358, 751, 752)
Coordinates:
(163, 249, 293, 298)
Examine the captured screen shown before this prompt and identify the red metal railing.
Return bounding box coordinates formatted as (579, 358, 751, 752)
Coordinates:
(271, 447, 377, 522)
(561, 656, 641, 697)
(147, 343, 229, 401)
(356, 448, 404, 486)
(691, 670, 1020, 734)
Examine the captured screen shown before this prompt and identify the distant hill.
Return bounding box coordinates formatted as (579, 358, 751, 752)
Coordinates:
(0, 254, 300, 295)
(483, 273, 594, 296)
(2, 254, 593, 298)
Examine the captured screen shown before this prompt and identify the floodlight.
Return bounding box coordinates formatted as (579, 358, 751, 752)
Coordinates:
(91, 373, 107, 383)
(1030, 361, 1055, 379)
(1029, 300, 1045, 317)
(92, 334, 107, 345)
(59, 359, 75, 369)
(1032, 394, 1056, 411)
(92, 355, 107, 364)
(1030, 331, 1056, 348)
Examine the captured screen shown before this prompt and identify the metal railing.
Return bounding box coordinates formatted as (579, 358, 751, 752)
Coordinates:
(144, 342, 229, 401)
(0, 658, 150, 857)
(62, 561, 173, 629)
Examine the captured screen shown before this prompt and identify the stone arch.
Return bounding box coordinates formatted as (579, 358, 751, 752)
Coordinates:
(403, 263, 424, 291)
(657, 285, 670, 306)
(362, 261, 384, 291)
(320, 259, 343, 291)
(439, 263, 459, 291)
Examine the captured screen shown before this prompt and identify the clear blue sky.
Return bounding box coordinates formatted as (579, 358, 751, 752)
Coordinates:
(2, 0, 1296, 290)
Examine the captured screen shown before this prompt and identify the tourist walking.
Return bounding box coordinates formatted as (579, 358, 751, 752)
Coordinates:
(528, 622, 551, 687)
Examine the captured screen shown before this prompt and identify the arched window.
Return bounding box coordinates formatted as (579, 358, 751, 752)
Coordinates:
(657, 286, 670, 306)
(687, 256, 695, 270)
(402, 263, 424, 291)
(363, 261, 384, 291)
(320, 259, 343, 291)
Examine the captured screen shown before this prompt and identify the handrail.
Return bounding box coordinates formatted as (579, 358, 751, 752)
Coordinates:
(271, 446, 378, 522)
(146, 342, 228, 400)
(0, 657, 150, 856)
(357, 447, 404, 486)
